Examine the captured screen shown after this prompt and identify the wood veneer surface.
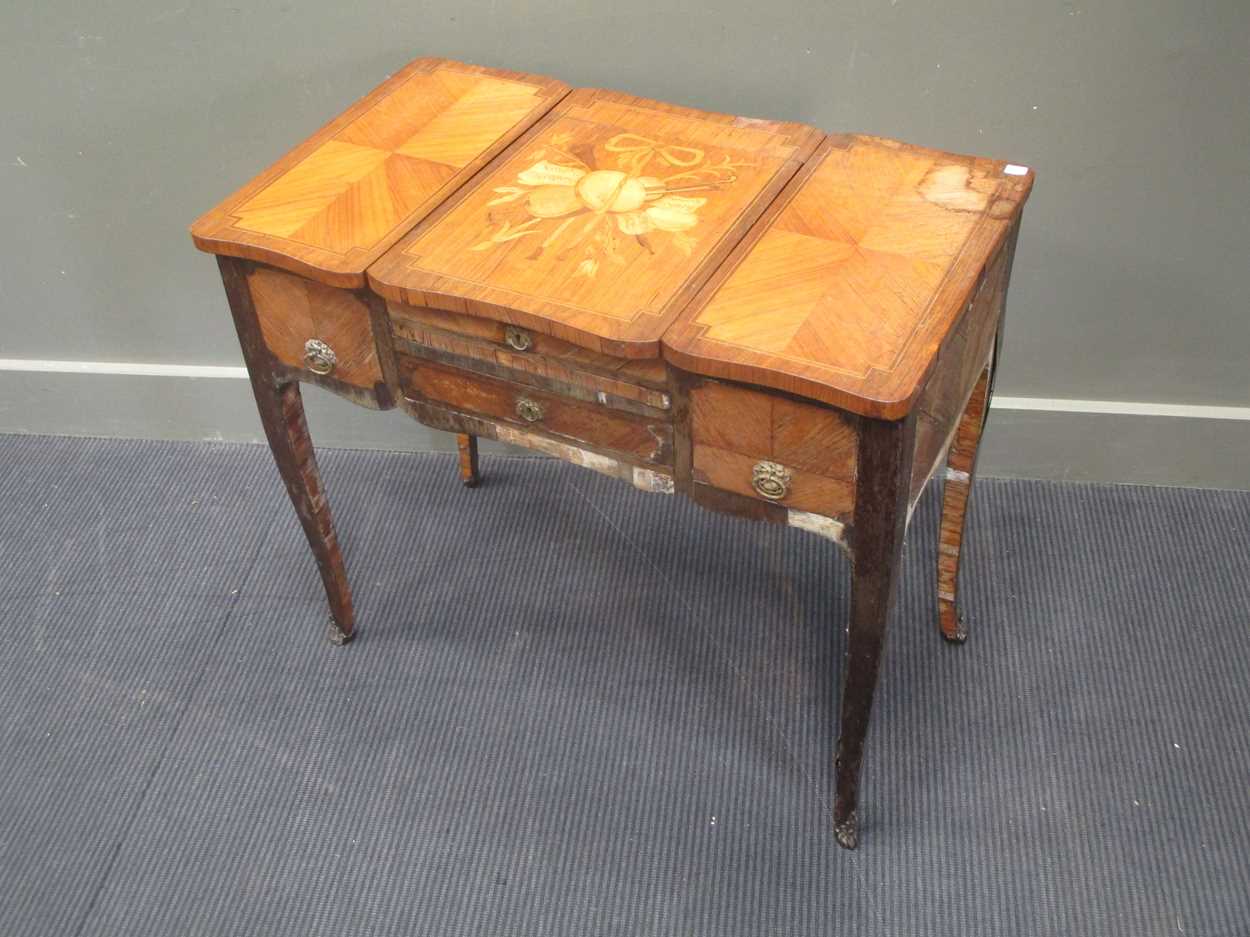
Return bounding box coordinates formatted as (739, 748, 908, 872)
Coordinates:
(191, 58, 568, 288)
(663, 134, 1034, 418)
(368, 88, 822, 358)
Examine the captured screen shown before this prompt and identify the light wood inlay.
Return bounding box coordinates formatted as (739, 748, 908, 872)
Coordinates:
(368, 88, 822, 358)
(664, 135, 1034, 418)
(199, 61, 1037, 850)
(191, 59, 568, 288)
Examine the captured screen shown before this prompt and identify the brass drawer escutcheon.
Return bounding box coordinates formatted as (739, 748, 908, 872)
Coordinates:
(503, 325, 533, 352)
(751, 460, 792, 500)
(303, 338, 337, 375)
(515, 396, 545, 423)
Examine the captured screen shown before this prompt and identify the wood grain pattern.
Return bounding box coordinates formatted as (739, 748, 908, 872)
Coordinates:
(218, 257, 355, 644)
(389, 304, 670, 409)
(457, 433, 481, 487)
(192, 59, 568, 287)
(387, 303, 670, 387)
(198, 66, 1036, 849)
(689, 379, 858, 518)
(395, 333, 671, 417)
(400, 356, 672, 466)
(664, 134, 1033, 418)
(248, 266, 384, 390)
(908, 218, 1017, 501)
(834, 412, 916, 849)
(937, 368, 990, 643)
(368, 88, 822, 357)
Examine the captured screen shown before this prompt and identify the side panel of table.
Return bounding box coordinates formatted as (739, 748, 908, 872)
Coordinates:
(245, 265, 396, 408)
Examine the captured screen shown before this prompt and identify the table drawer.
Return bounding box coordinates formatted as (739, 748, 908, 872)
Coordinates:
(400, 356, 673, 467)
(689, 380, 858, 518)
(248, 266, 383, 390)
(389, 304, 670, 412)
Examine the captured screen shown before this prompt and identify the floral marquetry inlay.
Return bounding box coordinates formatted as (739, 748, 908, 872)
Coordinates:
(369, 88, 823, 355)
(470, 132, 751, 278)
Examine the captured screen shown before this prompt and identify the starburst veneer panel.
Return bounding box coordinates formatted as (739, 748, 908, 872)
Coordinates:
(191, 59, 569, 287)
(194, 60, 1037, 848)
(368, 88, 822, 358)
(663, 134, 1034, 418)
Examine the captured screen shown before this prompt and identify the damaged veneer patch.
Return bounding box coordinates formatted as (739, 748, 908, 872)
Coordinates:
(494, 425, 675, 494)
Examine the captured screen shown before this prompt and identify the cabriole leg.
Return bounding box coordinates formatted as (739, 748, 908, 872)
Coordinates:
(937, 368, 990, 643)
(218, 256, 356, 645)
(457, 434, 480, 487)
(834, 415, 914, 849)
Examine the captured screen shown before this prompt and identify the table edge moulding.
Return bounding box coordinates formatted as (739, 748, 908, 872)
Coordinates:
(190, 55, 1035, 851)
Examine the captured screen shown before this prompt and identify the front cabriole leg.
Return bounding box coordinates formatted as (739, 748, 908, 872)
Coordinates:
(834, 414, 915, 849)
(937, 367, 991, 643)
(218, 256, 356, 645)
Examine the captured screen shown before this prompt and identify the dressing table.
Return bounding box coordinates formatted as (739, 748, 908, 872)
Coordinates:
(191, 57, 1033, 848)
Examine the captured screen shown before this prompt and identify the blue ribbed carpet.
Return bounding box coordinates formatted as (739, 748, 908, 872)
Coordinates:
(1, 434, 1247, 937)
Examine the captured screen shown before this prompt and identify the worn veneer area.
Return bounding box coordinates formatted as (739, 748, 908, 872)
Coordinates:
(662, 133, 1033, 419)
(387, 303, 671, 412)
(398, 355, 674, 468)
(198, 58, 1036, 849)
(387, 303, 863, 529)
(908, 223, 1018, 503)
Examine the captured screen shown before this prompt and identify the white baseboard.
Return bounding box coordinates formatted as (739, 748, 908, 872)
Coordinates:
(992, 395, 1250, 422)
(3, 357, 1246, 423)
(0, 358, 251, 379)
(1, 359, 1246, 489)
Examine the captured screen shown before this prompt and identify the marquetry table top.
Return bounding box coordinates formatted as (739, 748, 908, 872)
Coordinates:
(192, 56, 1033, 417)
(367, 88, 822, 358)
(664, 134, 1033, 417)
(190, 59, 568, 288)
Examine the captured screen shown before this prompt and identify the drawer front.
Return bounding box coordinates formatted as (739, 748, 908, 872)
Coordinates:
(248, 266, 382, 389)
(400, 356, 673, 467)
(689, 380, 858, 518)
(389, 303, 670, 410)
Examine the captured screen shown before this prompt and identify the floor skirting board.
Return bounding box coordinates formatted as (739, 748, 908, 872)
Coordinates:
(0, 367, 1246, 490)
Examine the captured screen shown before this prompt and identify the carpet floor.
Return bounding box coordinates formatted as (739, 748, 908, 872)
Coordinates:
(0, 434, 1247, 937)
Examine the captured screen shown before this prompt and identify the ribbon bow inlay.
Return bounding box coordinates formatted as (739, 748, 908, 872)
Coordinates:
(604, 133, 705, 174)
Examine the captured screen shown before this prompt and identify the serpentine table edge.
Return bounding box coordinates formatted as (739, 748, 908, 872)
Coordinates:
(191, 56, 1034, 850)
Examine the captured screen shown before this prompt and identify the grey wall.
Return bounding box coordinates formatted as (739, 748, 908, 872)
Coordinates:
(2, 1, 1247, 486)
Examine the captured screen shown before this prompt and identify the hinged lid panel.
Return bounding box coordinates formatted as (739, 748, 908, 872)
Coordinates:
(191, 58, 568, 287)
(368, 88, 822, 358)
(662, 135, 1034, 418)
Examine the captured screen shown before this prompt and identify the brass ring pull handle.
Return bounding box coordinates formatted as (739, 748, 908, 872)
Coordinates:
(515, 397, 545, 423)
(303, 338, 337, 376)
(751, 460, 792, 501)
(504, 326, 533, 352)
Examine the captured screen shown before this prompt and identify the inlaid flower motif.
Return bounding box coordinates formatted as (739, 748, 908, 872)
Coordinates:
(470, 132, 749, 277)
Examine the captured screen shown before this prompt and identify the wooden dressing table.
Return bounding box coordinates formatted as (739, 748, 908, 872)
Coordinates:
(191, 57, 1033, 848)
